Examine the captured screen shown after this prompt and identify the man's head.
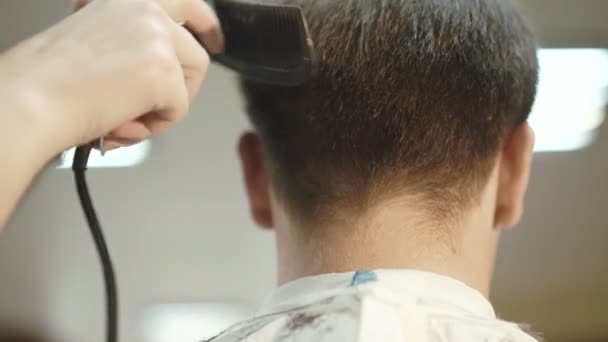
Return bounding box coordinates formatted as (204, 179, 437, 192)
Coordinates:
(237, 0, 538, 285)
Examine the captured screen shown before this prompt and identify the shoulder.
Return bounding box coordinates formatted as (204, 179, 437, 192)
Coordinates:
(209, 287, 539, 342)
(210, 290, 365, 342)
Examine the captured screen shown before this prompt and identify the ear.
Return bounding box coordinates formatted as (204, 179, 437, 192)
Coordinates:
(238, 132, 274, 229)
(494, 122, 535, 229)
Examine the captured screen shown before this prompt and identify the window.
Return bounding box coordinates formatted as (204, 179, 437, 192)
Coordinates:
(56, 141, 151, 169)
(531, 49, 608, 152)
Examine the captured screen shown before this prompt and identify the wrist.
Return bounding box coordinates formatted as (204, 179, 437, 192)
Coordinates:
(0, 57, 72, 161)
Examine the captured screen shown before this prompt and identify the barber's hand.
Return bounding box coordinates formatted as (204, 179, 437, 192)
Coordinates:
(1, 0, 222, 152)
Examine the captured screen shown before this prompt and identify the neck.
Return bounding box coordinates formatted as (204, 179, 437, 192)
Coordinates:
(275, 198, 500, 297)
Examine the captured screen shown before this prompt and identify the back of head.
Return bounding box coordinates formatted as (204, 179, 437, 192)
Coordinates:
(241, 0, 538, 227)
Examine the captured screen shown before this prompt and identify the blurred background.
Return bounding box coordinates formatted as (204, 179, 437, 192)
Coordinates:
(0, 0, 606, 341)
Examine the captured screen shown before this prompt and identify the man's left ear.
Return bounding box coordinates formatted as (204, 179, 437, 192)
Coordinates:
(238, 132, 274, 229)
(494, 122, 535, 229)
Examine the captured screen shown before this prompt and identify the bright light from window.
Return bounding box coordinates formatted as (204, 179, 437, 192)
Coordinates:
(56, 141, 151, 169)
(531, 49, 608, 152)
(141, 303, 253, 342)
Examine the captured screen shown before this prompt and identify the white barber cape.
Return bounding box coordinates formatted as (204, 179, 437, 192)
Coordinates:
(207, 270, 540, 342)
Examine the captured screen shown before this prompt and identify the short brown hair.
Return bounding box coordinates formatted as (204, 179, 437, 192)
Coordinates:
(241, 0, 538, 225)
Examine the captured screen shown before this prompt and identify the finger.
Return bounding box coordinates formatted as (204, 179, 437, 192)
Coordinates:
(136, 112, 175, 138)
(93, 139, 123, 152)
(106, 120, 153, 141)
(102, 140, 126, 151)
(158, 0, 224, 54)
(144, 67, 190, 136)
(171, 23, 210, 102)
(157, 54, 190, 130)
(137, 17, 190, 136)
(104, 137, 142, 148)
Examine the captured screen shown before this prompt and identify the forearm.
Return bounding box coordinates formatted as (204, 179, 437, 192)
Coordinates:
(0, 67, 62, 229)
(0, 0, 221, 230)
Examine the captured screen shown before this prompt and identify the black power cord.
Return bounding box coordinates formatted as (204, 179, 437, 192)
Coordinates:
(72, 145, 119, 342)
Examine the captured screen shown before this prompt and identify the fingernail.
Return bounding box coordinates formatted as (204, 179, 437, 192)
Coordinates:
(203, 28, 225, 54)
(104, 141, 123, 151)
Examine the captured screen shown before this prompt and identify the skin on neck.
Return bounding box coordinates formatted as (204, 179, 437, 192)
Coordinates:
(238, 123, 534, 298)
(271, 167, 502, 296)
